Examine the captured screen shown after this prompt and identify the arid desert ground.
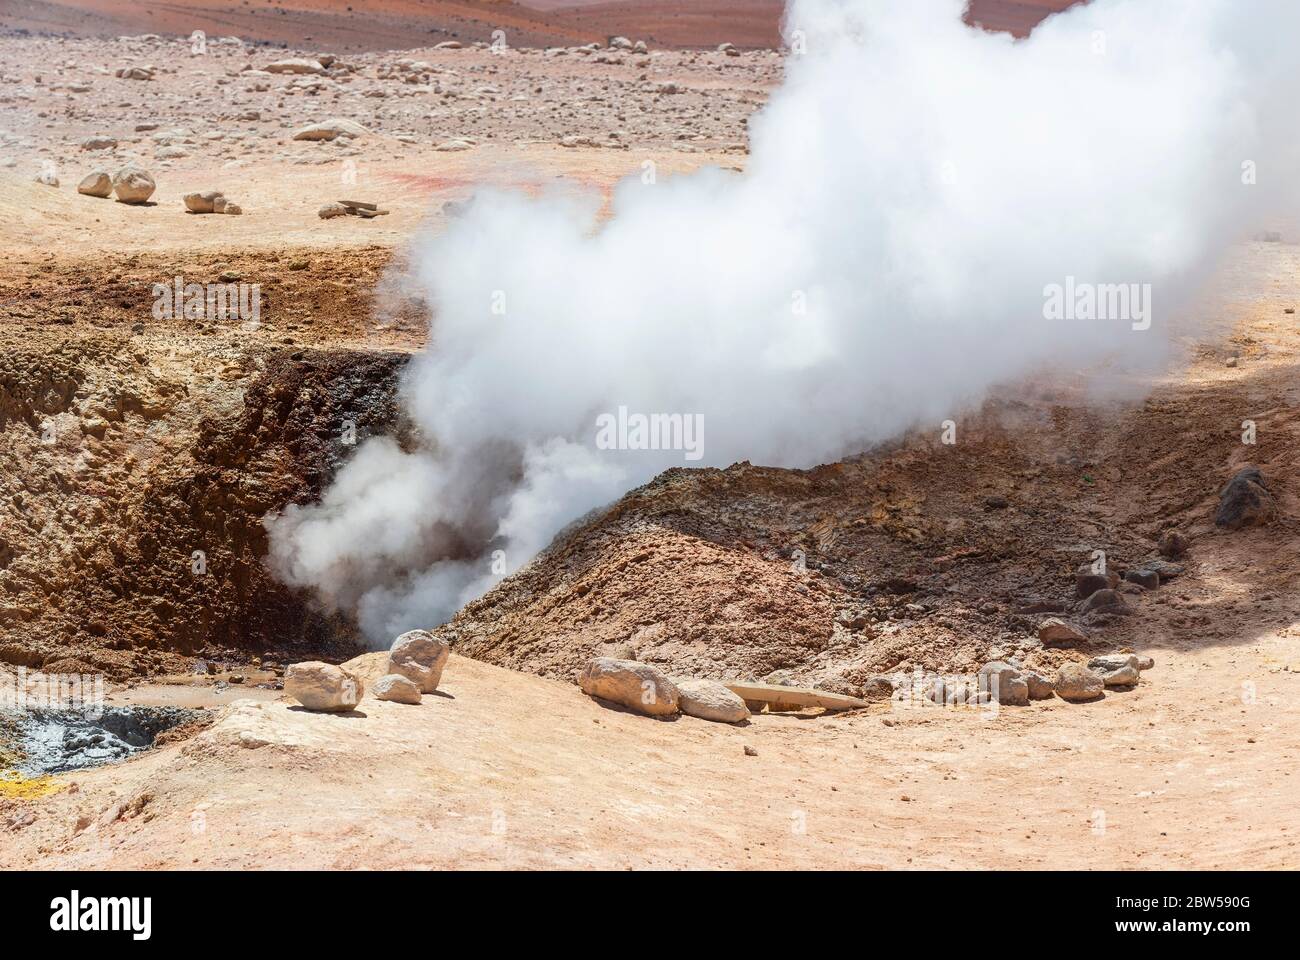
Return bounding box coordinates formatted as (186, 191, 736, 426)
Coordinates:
(2, 5, 1300, 870)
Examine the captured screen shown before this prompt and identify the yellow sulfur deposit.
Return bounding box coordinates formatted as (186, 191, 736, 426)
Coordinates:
(0, 769, 63, 800)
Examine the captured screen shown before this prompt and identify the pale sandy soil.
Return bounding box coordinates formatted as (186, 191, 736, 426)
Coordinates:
(4, 629, 1299, 869)
(0, 142, 723, 256)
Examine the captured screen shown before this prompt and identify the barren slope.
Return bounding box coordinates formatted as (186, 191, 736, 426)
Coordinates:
(1, 0, 1084, 50)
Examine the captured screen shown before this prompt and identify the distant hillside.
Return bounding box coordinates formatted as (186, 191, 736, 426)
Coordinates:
(1, 0, 1084, 51)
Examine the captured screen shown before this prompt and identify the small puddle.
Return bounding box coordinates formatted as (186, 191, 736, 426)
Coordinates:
(1, 705, 208, 776)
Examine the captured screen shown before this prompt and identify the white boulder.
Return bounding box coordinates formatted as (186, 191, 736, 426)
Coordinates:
(578, 658, 679, 716)
(285, 661, 364, 712)
(387, 630, 450, 693)
(112, 165, 155, 204)
(373, 674, 422, 705)
(674, 678, 749, 723)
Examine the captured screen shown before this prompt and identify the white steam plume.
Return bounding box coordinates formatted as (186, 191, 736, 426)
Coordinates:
(266, 0, 1300, 643)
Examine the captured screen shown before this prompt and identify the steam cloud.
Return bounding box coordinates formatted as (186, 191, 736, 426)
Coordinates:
(266, 0, 1300, 643)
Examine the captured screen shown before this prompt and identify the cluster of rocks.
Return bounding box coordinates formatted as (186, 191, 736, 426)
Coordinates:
(594, 37, 650, 58)
(183, 189, 243, 215)
(577, 657, 750, 724)
(377, 58, 437, 85)
(318, 198, 390, 220)
(1039, 526, 1196, 639)
(1049, 468, 1272, 647)
(7, 34, 768, 177)
(70, 164, 155, 203)
(283, 630, 450, 711)
(380, 630, 450, 702)
(925, 653, 1153, 707)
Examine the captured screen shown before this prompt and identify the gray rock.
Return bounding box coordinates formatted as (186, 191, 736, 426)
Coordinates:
(1088, 653, 1141, 672)
(292, 118, 369, 141)
(926, 677, 982, 706)
(1076, 568, 1109, 598)
(1099, 665, 1140, 688)
(924, 677, 949, 704)
(859, 676, 894, 701)
(1055, 662, 1104, 703)
(1125, 568, 1160, 589)
(945, 681, 971, 705)
(1081, 588, 1129, 616)
(266, 58, 326, 75)
(1141, 559, 1185, 581)
(1215, 466, 1275, 529)
(1000, 677, 1029, 705)
(979, 661, 1027, 705)
(184, 190, 224, 213)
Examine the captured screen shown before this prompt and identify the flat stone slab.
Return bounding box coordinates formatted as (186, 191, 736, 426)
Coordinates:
(722, 681, 869, 712)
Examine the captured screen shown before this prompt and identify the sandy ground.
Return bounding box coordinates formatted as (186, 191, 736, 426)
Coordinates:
(4, 631, 1299, 869)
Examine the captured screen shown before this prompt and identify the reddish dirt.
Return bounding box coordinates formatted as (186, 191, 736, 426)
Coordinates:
(2, 0, 1083, 51)
(0, 248, 415, 679)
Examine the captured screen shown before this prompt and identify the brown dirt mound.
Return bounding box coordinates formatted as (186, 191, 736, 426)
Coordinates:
(0, 248, 415, 679)
(445, 365, 1300, 695)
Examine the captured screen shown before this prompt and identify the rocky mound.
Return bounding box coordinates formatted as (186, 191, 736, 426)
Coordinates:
(0, 250, 413, 679)
(441, 386, 1295, 696)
